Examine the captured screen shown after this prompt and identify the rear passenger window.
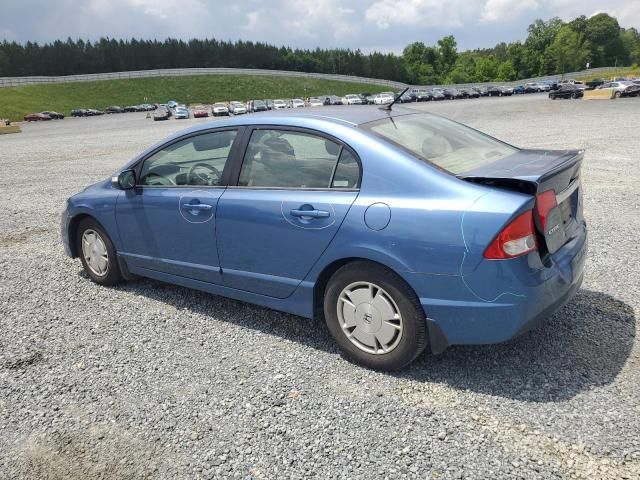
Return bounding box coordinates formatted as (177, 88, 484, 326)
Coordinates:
(332, 149, 360, 188)
(238, 130, 346, 188)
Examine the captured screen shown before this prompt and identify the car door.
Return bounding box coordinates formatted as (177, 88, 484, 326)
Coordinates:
(216, 127, 362, 298)
(115, 128, 242, 284)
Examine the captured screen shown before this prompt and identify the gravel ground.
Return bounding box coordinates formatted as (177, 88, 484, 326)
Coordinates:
(1, 95, 639, 479)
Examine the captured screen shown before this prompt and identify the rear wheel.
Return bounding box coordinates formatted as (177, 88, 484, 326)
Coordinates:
(324, 261, 427, 371)
(615, 91, 622, 98)
(77, 218, 123, 286)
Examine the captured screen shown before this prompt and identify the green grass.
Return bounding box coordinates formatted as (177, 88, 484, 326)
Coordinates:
(575, 66, 640, 82)
(0, 75, 392, 121)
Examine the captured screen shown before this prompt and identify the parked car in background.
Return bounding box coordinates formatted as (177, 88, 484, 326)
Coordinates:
(247, 100, 268, 113)
(264, 99, 275, 110)
(228, 101, 247, 115)
(308, 97, 324, 107)
(71, 109, 86, 117)
(524, 83, 541, 93)
(430, 88, 446, 100)
(212, 103, 230, 117)
(124, 105, 139, 112)
(152, 106, 171, 121)
(167, 100, 178, 109)
(24, 112, 51, 121)
(193, 105, 209, 118)
(174, 106, 190, 119)
(600, 81, 640, 97)
(86, 109, 105, 116)
(549, 84, 584, 100)
(291, 98, 306, 108)
(105, 106, 125, 114)
(272, 99, 288, 110)
(536, 83, 551, 92)
(410, 89, 432, 102)
(513, 85, 526, 94)
(398, 92, 413, 103)
(41, 111, 65, 119)
(344, 94, 364, 105)
(64, 107, 587, 371)
(487, 86, 503, 96)
(443, 88, 464, 100)
(500, 86, 514, 96)
(463, 88, 480, 98)
(373, 93, 394, 105)
(324, 95, 344, 106)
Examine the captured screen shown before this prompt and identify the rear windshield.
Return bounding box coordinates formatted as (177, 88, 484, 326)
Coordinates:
(363, 114, 518, 175)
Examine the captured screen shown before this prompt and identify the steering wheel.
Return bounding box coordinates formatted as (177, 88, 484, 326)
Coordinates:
(188, 163, 221, 186)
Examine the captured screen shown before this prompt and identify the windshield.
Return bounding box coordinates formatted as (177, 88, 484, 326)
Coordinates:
(364, 114, 518, 175)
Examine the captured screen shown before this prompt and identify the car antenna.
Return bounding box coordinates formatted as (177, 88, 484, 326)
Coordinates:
(380, 87, 409, 111)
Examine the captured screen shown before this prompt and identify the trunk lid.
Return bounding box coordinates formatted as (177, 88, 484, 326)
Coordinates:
(461, 149, 584, 255)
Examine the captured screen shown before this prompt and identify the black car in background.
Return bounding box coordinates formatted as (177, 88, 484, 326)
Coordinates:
(323, 95, 344, 105)
(409, 89, 432, 102)
(41, 111, 65, 119)
(549, 84, 584, 100)
(105, 106, 125, 114)
(443, 88, 464, 99)
(463, 88, 480, 98)
(487, 86, 504, 96)
(247, 100, 268, 112)
(429, 88, 446, 100)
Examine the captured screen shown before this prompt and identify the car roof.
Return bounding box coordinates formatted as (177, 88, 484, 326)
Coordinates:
(245, 105, 419, 126)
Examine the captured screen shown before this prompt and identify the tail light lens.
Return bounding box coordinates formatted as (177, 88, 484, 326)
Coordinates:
(536, 189, 557, 229)
(484, 210, 538, 259)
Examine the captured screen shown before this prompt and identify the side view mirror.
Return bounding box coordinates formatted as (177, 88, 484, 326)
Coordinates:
(112, 169, 136, 190)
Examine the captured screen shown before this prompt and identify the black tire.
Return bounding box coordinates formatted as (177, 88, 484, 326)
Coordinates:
(323, 261, 428, 371)
(76, 217, 123, 286)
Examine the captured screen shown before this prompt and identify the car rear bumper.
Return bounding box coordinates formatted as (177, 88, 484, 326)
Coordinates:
(407, 223, 587, 352)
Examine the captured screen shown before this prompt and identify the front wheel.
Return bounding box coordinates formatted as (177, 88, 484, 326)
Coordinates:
(324, 261, 428, 371)
(77, 218, 123, 286)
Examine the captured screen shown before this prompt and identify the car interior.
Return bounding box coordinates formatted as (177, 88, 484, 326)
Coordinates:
(238, 130, 359, 189)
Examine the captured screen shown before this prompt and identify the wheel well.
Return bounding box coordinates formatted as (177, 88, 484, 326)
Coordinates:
(312, 257, 403, 321)
(67, 213, 94, 257)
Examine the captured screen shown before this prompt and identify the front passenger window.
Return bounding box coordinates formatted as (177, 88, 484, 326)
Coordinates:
(139, 130, 237, 186)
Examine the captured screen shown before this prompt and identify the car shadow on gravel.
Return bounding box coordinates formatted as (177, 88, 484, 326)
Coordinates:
(113, 277, 634, 403)
(402, 289, 636, 402)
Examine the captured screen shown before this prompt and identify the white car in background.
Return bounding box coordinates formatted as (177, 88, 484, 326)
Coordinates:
(344, 94, 363, 105)
(272, 99, 288, 109)
(373, 93, 394, 105)
(308, 97, 324, 107)
(291, 98, 305, 108)
(228, 101, 247, 115)
(212, 103, 229, 116)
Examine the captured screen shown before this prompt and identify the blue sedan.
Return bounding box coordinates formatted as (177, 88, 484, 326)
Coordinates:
(61, 106, 587, 370)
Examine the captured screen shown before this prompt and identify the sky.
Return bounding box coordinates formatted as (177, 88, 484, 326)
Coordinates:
(1, 0, 639, 53)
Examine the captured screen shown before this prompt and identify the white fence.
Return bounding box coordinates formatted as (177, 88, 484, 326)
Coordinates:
(0, 65, 624, 90)
(0, 68, 407, 89)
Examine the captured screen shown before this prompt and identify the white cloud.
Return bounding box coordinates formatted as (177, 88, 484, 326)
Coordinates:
(480, 0, 540, 23)
(365, 0, 474, 29)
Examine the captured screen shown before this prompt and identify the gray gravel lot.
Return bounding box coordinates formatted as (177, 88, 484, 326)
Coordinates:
(1, 95, 639, 479)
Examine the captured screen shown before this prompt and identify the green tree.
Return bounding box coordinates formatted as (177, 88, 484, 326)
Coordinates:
(475, 56, 499, 81)
(496, 60, 516, 81)
(436, 35, 458, 76)
(545, 25, 590, 74)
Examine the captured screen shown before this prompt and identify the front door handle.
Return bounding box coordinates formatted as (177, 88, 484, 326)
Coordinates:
(290, 208, 330, 218)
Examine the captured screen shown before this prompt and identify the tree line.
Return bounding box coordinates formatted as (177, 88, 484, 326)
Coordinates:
(1, 13, 638, 84)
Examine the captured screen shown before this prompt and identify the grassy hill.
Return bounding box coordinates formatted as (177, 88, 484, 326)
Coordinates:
(0, 75, 393, 121)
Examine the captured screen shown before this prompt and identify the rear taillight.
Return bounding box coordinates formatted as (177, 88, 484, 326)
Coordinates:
(535, 189, 557, 229)
(484, 210, 538, 259)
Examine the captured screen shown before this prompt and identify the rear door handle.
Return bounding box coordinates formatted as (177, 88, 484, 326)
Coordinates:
(184, 203, 212, 211)
(290, 209, 330, 218)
